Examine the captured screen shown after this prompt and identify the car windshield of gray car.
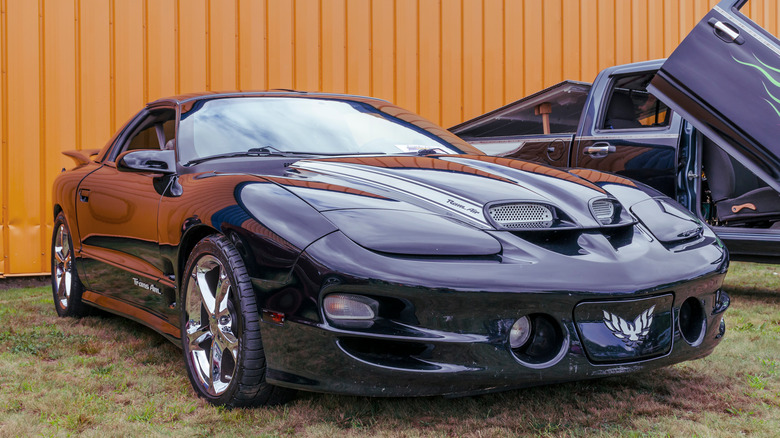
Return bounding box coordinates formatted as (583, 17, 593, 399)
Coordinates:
(178, 97, 460, 166)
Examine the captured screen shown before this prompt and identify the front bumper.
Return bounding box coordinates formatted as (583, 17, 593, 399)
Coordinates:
(260, 274, 729, 397)
(252, 221, 729, 397)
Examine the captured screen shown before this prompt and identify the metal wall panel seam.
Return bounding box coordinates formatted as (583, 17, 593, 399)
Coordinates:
(437, 0, 442, 114)
(560, 0, 566, 76)
(109, 0, 115, 133)
(292, 0, 296, 89)
(75, 0, 81, 152)
(236, 0, 241, 89)
(500, 0, 505, 106)
(415, 0, 420, 114)
(459, 0, 463, 122)
(264, 0, 269, 90)
(38, 0, 46, 272)
(480, 0, 485, 114)
(205, 0, 210, 90)
(541, 0, 546, 91)
(367, 0, 372, 98)
(0, 0, 7, 274)
(175, 0, 180, 95)
(393, 0, 398, 104)
(143, 0, 148, 103)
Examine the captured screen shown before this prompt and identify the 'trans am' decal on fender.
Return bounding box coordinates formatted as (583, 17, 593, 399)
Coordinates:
(132, 277, 161, 295)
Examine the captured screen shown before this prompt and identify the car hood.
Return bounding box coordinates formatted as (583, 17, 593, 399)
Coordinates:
(271, 154, 634, 230)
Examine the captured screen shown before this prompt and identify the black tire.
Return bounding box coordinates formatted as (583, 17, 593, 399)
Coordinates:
(51, 213, 90, 318)
(180, 234, 294, 407)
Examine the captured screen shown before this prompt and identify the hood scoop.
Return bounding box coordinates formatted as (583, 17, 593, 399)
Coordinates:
(488, 203, 554, 229)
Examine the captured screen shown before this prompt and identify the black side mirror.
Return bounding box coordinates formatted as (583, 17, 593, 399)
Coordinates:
(117, 149, 176, 174)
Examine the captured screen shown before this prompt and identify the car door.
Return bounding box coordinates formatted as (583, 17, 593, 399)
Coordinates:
(649, 0, 780, 192)
(650, 0, 780, 263)
(76, 107, 176, 313)
(574, 65, 683, 199)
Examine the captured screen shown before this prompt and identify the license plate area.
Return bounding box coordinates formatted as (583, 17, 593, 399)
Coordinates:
(574, 294, 674, 363)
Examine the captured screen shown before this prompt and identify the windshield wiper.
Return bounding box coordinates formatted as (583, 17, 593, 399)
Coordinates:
(184, 146, 314, 166)
(185, 147, 388, 166)
(416, 148, 443, 156)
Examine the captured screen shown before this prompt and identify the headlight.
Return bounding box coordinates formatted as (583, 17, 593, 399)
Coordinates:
(630, 198, 704, 243)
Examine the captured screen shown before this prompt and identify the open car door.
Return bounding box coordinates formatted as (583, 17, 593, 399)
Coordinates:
(649, 0, 780, 193)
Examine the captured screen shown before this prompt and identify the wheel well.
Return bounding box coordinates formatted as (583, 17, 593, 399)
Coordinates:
(177, 225, 218, 289)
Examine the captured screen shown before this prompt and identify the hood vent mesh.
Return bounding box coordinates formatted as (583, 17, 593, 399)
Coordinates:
(488, 203, 554, 229)
(591, 199, 616, 225)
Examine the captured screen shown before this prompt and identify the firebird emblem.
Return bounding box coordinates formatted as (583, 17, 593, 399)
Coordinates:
(602, 305, 655, 348)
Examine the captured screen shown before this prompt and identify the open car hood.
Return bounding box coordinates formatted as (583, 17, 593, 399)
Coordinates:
(648, 0, 780, 192)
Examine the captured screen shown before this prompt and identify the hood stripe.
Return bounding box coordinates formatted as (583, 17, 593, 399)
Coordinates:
(293, 160, 490, 226)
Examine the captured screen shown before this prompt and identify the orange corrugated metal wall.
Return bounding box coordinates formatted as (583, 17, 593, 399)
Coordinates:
(0, 0, 776, 276)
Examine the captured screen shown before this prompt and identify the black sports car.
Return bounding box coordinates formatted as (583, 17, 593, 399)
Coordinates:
(52, 91, 730, 406)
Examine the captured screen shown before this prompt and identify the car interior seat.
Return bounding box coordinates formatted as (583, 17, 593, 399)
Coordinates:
(604, 91, 643, 129)
(702, 137, 780, 225)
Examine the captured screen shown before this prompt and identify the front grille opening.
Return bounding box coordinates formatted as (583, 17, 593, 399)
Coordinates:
(374, 296, 418, 325)
(338, 337, 438, 370)
(679, 297, 706, 345)
(602, 225, 635, 250)
(513, 229, 584, 256)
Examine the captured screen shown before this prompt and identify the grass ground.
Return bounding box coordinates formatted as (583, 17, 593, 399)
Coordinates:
(0, 262, 778, 437)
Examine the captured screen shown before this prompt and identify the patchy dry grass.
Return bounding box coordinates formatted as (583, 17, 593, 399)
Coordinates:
(0, 262, 778, 437)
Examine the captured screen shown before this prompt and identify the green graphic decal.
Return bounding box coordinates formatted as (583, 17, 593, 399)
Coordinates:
(762, 83, 780, 119)
(733, 53, 780, 118)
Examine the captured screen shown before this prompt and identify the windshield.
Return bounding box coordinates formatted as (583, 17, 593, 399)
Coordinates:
(178, 97, 479, 164)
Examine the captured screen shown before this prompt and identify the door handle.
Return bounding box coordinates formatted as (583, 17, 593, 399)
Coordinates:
(79, 188, 90, 202)
(583, 144, 616, 157)
(708, 18, 745, 45)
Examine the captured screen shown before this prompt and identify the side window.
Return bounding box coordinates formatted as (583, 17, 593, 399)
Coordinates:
(601, 73, 671, 130)
(453, 81, 591, 138)
(126, 124, 160, 151)
(114, 109, 176, 158)
(161, 119, 176, 150)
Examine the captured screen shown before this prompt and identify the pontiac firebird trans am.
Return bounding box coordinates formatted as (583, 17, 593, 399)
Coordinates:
(51, 91, 730, 406)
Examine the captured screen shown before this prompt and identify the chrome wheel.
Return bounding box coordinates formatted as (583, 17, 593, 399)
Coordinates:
(53, 223, 73, 309)
(181, 235, 294, 406)
(184, 255, 239, 397)
(51, 213, 87, 318)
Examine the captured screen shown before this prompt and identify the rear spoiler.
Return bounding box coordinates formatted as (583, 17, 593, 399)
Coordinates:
(62, 149, 101, 166)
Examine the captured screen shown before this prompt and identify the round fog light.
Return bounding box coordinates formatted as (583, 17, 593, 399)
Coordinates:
(509, 316, 531, 348)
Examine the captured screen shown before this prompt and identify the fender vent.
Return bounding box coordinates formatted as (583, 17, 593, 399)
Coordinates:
(488, 203, 554, 229)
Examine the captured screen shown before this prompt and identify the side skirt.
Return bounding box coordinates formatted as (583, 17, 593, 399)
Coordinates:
(82, 290, 181, 345)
